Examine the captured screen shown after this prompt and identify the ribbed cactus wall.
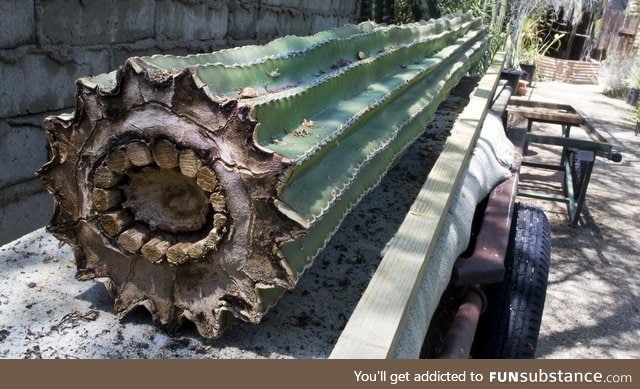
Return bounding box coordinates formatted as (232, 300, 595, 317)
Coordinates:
(37, 12, 488, 338)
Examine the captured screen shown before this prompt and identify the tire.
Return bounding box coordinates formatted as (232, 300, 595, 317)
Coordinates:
(472, 203, 551, 358)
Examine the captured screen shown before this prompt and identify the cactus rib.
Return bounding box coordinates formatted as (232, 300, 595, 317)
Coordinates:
(278, 37, 489, 275)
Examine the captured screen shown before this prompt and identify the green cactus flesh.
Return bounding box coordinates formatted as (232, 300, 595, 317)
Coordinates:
(37, 12, 488, 338)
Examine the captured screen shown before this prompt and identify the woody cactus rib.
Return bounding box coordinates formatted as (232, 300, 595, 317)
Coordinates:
(37, 12, 488, 338)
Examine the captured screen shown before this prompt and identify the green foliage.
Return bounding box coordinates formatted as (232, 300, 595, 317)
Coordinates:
(516, 4, 563, 65)
(505, 0, 539, 68)
(365, 0, 489, 24)
(364, 0, 395, 23)
(502, 0, 574, 68)
(394, 0, 425, 23)
(438, 0, 486, 19)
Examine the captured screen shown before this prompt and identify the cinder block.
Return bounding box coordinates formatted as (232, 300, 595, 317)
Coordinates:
(332, 0, 359, 15)
(262, 0, 300, 8)
(310, 15, 339, 33)
(228, 1, 258, 40)
(0, 121, 49, 188)
(40, 0, 155, 45)
(257, 8, 311, 40)
(281, 10, 312, 36)
(0, 188, 53, 246)
(113, 0, 156, 43)
(299, 0, 334, 14)
(0, 48, 110, 117)
(256, 8, 282, 39)
(0, 0, 36, 49)
(155, 0, 228, 41)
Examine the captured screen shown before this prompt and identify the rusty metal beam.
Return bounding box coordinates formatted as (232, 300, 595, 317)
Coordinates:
(437, 287, 486, 359)
(452, 127, 526, 287)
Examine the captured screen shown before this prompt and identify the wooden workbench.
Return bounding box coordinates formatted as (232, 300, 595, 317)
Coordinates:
(507, 99, 621, 225)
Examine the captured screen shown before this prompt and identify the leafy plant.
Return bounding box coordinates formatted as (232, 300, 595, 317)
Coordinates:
(394, 0, 425, 23)
(438, 0, 493, 24)
(517, 8, 564, 65)
(504, 0, 567, 69)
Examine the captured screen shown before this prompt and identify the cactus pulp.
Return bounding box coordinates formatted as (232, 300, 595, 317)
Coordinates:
(37, 12, 489, 338)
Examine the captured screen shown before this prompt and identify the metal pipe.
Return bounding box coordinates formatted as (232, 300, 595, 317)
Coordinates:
(437, 287, 486, 359)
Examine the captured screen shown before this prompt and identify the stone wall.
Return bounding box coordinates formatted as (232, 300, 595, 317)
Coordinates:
(0, 0, 361, 245)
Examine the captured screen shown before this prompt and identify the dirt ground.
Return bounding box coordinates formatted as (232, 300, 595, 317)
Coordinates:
(511, 81, 640, 358)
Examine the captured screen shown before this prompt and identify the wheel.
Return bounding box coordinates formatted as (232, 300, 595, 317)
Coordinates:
(472, 203, 551, 358)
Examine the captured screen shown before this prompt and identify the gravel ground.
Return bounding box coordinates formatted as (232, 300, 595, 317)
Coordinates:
(512, 81, 640, 358)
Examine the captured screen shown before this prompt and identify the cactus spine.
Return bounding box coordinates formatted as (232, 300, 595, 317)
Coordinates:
(37, 12, 488, 338)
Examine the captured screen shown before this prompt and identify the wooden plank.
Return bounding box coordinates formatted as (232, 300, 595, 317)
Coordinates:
(508, 108, 585, 126)
(581, 118, 610, 144)
(510, 100, 611, 145)
(329, 52, 506, 359)
(537, 56, 599, 84)
(508, 99, 575, 111)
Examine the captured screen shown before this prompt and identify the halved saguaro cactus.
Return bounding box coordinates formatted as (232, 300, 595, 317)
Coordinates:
(38, 12, 488, 338)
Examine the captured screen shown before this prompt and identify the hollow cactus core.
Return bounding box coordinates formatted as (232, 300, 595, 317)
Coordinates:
(37, 12, 489, 338)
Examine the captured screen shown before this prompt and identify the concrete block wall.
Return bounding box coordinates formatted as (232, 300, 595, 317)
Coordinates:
(0, 0, 361, 245)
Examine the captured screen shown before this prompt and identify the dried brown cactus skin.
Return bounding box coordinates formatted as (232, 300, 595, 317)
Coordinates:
(37, 13, 488, 338)
(39, 65, 303, 337)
